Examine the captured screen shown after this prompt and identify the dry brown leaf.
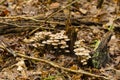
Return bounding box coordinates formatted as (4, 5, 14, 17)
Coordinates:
(116, 69, 120, 79)
(70, 65, 78, 70)
(71, 74, 82, 80)
(49, 2, 60, 9)
(79, 8, 87, 14)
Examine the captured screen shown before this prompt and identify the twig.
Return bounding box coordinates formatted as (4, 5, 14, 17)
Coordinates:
(0, 40, 17, 56)
(45, 0, 80, 20)
(0, 16, 65, 25)
(15, 53, 109, 79)
(0, 21, 55, 29)
(0, 22, 22, 27)
(0, 21, 55, 35)
(0, 40, 109, 79)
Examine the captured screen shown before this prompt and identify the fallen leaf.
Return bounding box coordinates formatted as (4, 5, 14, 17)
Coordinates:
(50, 2, 60, 9)
(79, 8, 87, 14)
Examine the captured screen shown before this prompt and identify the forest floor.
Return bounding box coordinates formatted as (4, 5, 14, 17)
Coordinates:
(0, 0, 120, 80)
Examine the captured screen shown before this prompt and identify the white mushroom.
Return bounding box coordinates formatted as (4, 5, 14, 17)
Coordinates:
(79, 47, 85, 51)
(81, 59, 86, 63)
(75, 52, 85, 56)
(60, 46, 66, 49)
(73, 48, 80, 52)
(74, 47, 85, 53)
(83, 50, 90, 53)
(75, 41, 81, 45)
(52, 43, 58, 46)
(60, 40, 66, 45)
(17, 66, 23, 71)
(64, 38, 70, 41)
(53, 39, 59, 43)
(83, 62, 87, 65)
(42, 41, 47, 44)
(65, 50, 70, 53)
(46, 40, 53, 43)
(63, 36, 68, 39)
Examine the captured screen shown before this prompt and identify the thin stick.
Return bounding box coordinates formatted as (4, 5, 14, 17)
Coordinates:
(16, 52, 109, 79)
(45, 0, 80, 20)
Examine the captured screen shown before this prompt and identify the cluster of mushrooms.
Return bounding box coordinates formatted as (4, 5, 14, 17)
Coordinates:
(24, 31, 51, 43)
(42, 30, 70, 52)
(24, 30, 70, 53)
(74, 39, 91, 65)
(23, 31, 52, 47)
(24, 30, 91, 65)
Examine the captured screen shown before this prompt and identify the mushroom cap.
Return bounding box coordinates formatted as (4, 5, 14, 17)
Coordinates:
(60, 46, 66, 49)
(75, 52, 84, 55)
(74, 47, 85, 52)
(17, 66, 23, 71)
(50, 37, 54, 40)
(52, 43, 58, 46)
(64, 38, 70, 41)
(42, 41, 47, 44)
(79, 47, 85, 51)
(46, 40, 53, 43)
(63, 36, 68, 39)
(83, 53, 90, 56)
(83, 50, 90, 53)
(81, 59, 86, 63)
(53, 39, 59, 43)
(65, 50, 70, 53)
(16, 60, 24, 66)
(75, 41, 81, 45)
(54, 46, 58, 49)
(60, 40, 66, 45)
(82, 62, 87, 65)
(41, 44, 45, 47)
(75, 39, 85, 45)
(65, 45, 69, 47)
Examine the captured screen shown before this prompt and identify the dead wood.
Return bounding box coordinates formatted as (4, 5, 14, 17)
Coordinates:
(92, 31, 113, 68)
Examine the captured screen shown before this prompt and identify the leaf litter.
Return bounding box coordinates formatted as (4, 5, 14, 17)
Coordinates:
(0, 0, 120, 80)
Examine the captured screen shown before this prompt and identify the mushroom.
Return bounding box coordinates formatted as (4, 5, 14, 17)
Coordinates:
(83, 62, 87, 65)
(53, 39, 59, 43)
(65, 50, 70, 53)
(81, 59, 86, 63)
(64, 38, 70, 41)
(60, 46, 66, 49)
(52, 43, 58, 46)
(46, 40, 53, 43)
(60, 40, 66, 45)
(75, 52, 84, 56)
(42, 41, 47, 44)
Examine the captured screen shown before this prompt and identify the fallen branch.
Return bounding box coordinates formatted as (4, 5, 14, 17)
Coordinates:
(0, 16, 103, 27)
(16, 52, 109, 79)
(0, 21, 54, 35)
(0, 40, 109, 80)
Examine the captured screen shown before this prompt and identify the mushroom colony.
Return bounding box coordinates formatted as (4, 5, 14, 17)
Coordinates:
(24, 30, 91, 65)
(74, 39, 91, 65)
(24, 30, 70, 53)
